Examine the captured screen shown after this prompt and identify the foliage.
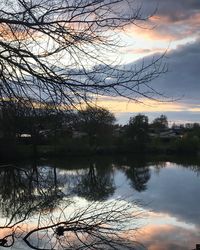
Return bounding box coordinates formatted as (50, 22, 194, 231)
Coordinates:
(151, 114, 168, 131)
(1, 108, 200, 157)
(126, 114, 149, 149)
(75, 106, 116, 146)
(174, 136, 200, 153)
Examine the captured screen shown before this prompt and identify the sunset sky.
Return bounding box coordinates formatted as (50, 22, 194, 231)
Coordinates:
(101, 0, 200, 124)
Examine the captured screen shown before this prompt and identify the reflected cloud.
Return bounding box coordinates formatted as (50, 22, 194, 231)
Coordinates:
(125, 163, 200, 229)
(0, 158, 200, 249)
(137, 224, 200, 250)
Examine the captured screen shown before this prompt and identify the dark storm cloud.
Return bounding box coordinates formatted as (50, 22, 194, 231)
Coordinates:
(124, 39, 200, 104)
(154, 39, 200, 102)
(115, 39, 200, 124)
(139, 0, 200, 21)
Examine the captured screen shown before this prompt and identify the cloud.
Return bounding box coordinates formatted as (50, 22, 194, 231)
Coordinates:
(119, 38, 200, 106)
(88, 37, 200, 125)
(96, 39, 200, 118)
(131, 163, 200, 229)
(122, 0, 200, 47)
(153, 39, 200, 102)
(141, 0, 200, 22)
(96, 96, 185, 113)
(137, 224, 199, 250)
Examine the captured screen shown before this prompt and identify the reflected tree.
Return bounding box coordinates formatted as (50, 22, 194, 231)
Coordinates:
(0, 161, 148, 249)
(125, 165, 151, 192)
(0, 199, 144, 250)
(0, 162, 146, 249)
(0, 165, 65, 220)
(71, 163, 115, 201)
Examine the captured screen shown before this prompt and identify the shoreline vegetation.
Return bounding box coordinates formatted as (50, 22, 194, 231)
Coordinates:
(0, 104, 200, 161)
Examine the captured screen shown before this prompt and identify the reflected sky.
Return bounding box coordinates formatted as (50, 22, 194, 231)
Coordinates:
(113, 163, 200, 228)
(0, 157, 200, 249)
(111, 161, 200, 249)
(136, 223, 200, 250)
(55, 159, 199, 250)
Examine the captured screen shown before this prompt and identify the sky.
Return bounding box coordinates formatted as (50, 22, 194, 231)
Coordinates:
(100, 0, 200, 124)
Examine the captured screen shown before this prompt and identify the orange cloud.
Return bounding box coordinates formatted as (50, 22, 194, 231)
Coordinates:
(120, 214, 199, 250)
(136, 224, 199, 250)
(125, 12, 200, 43)
(0, 23, 36, 41)
(94, 96, 186, 113)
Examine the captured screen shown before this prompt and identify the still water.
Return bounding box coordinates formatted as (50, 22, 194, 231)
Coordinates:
(0, 155, 200, 249)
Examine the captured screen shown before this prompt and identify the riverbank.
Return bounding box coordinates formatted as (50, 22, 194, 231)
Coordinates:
(1, 142, 200, 164)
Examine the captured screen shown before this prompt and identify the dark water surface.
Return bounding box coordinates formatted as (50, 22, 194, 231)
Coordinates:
(0, 155, 200, 249)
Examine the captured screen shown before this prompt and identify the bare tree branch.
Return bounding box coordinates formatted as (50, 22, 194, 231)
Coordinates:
(0, 165, 145, 250)
(0, 199, 145, 249)
(0, 0, 167, 109)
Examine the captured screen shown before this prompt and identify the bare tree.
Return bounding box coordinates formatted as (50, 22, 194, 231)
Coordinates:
(0, 0, 166, 109)
(0, 164, 145, 250)
(0, 198, 144, 250)
(0, 2, 164, 249)
(0, 165, 64, 220)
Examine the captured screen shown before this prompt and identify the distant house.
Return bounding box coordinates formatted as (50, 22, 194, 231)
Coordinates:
(18, 134, 32, 138)
(149, 128, 183, 139)
(159, 130, 177, 138)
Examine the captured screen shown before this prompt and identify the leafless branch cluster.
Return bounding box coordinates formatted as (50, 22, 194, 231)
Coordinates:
(0, 0, 166, 109)
(0, 165, 145, 250)
(0, 165, 64, 219)
(0, 199, 144, 249)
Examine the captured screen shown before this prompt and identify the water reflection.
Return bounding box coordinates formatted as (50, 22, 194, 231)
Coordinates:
(132, 164, 200, 229)
(0, 165, 64, 220)
(125, 166, 150, 192)
(70, 163, 115, 200)
(137, 223, 200, 250)
(0, 155, 200, 249)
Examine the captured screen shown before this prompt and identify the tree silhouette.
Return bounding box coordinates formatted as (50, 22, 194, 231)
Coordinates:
(70, 163, 115, 200)
(151, 115, 168, 131)
(0, 196, 144, 249)
(75, 106, 116, 146)
(0, 0, 166, 109)
(126, 114, 149, 150)
(0, 165, 64, 219)
(124, 159, 151, 192)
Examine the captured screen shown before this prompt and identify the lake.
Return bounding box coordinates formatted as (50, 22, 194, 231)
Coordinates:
(0, 155, 200, 250)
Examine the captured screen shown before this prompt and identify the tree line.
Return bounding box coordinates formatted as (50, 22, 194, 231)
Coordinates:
(0, 103, 200, 159)
(0, 0, 170, 160)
